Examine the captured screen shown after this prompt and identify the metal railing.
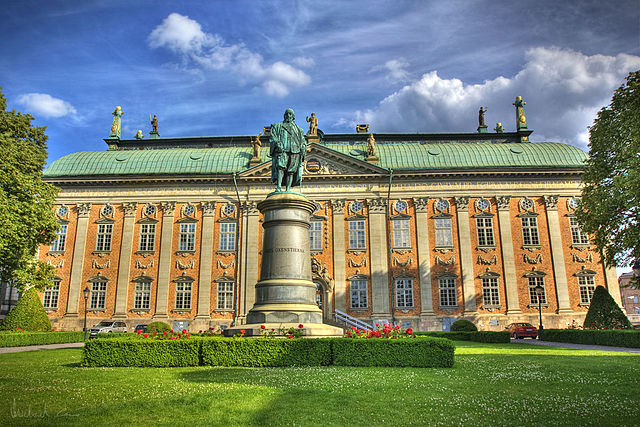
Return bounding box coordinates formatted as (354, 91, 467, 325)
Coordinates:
(334, 309, 374, 331)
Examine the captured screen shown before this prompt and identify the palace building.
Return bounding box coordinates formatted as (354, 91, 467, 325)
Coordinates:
(37, 100, 623, 332)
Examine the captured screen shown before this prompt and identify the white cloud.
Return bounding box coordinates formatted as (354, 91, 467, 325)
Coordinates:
(16, 93, 77, 118)
(350, 47, 640, 150)
(148, 13, 311, 97)
(291, 56, 315, 68)
(370, 58, 411, 83)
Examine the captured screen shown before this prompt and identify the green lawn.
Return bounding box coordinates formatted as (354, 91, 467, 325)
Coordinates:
(1, 341, 638, 426)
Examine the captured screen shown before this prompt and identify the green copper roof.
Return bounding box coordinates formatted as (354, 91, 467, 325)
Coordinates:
(44, 142, 586, 178)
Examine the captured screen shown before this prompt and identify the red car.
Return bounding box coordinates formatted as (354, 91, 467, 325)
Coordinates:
(507, 322, 538, 339)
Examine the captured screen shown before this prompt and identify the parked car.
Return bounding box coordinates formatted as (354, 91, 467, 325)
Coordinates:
(89, 320, 128, 338)
(506, 322, 538, 339)
(133, 323, 148, 333)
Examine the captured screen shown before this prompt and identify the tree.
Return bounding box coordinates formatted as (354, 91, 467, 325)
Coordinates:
(0, 287, 51, 331)
(576, 71, 640, 268)
(583, 286, 631, 329)
(0, 87, 59, 291)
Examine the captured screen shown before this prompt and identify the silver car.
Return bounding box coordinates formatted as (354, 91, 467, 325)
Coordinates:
(89, 320, 128, 338)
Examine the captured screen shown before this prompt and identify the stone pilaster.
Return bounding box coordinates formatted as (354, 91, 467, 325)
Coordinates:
(604, 264, 623, 308)
(154, 201, 175, 319)
(113, 202, 137, 318)
(238, 201, 259, 321)
(496, 196, 522, 314)
(196, 201, 216, 319)
(414, 197, 434, 316)
(331, 200, 347, 312)
(454, 196, 476, 314)
(544, 195, 572, 313)
(65, 203, 91, 316)
(367, 198, 390, 318)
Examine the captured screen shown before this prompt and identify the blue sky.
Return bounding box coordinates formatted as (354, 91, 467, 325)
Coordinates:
(1, 0, 639, 163)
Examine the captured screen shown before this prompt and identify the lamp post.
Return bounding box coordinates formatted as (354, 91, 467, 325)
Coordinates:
(82, 286, 90, 341)
(534, 283, 544, 338)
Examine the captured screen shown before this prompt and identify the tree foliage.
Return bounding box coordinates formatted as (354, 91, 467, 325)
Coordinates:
(582, 286, 632, 330)
(0, 287, 51, 331)
(576, 71, 640, 268)
(0, 87, 59, 291)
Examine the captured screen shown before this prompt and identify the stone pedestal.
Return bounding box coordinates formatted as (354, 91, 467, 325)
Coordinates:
(226, 192, 343, 337)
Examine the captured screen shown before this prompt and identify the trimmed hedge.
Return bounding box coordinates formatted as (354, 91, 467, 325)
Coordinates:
(0, 288, 51, 331)
(83, 338, 201, 367)
(416, 331, 510, 343)
(333, 338, 454, 367)
(146, 321, 171, 334)
(450, 319, 478, 332)
(539, 329, 640, 348)
(82, 336, 455, 368)
(201, 338, 332, 367)
(0, 331, 84, 348)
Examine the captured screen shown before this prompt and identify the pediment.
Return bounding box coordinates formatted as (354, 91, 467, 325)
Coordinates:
(238, 143, 388, 178)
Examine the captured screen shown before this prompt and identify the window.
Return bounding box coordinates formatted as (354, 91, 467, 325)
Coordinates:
(217, 281, 234, 310)
(175, 281, 192, 310)
(50, 224, 67, 252)
(179, 223, 196, 251)
(435, 217, 453, 247)
(579, 276, 596, 304)
(569, 217, 589, 245)
(476, 217, 495, 247)
(396, 278, 414, 308)
(393, 219, 410, 248)
(43, 280, 60, 309)
(528, 276, 547, 305)
(634, 296, 639, 304)
(219, 223, 236, 251)
(138, 223, 155, 251)
(309, 221, 322, 251)
(481, 277, 500, 306)
(350, 279, 368, 309)
(521, 217, 540, 246)
(134, 280, 151, 309)
(90, 280, 107, 310)
(348, 220, 366, 249)
(96, 223, 113, 251)
(439, 277, 457, 307)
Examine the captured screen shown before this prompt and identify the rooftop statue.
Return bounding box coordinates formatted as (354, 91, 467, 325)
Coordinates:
(478, 107, 487, 127)
(150, 115, 159, 133)
(135, 130, 144, 140)
(494, 122, 504, 133)
(366, 133, 377, 158)
(306, 112, 318, 136)
(513, 96, 527, 130)
(109, 106, 123, 139)
(250, 132, 262, 160)
(269, 108, 307, 192)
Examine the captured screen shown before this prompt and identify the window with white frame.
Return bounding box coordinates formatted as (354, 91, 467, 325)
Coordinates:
(439, 277, 457, 307)
(396, 278, 414, 308)
(96, 223, 113, 251)
(348, 220, 366, 249)
(138, 223, 156, 251)
(350, 279, 368, 309)
(569, 217, 589, 245)
(89, 280, 107, 310)
(50, 224, 67, 252)
(175, 281, 192, 310)
(476, 217, 495, 247)
(219, 222, 236, 251)
(481, 277, 500, 306)
(179, 223, 196, 251)
(393, 218, 410, 248)
(217, 281, 234, 310)
(528, 276, 547, 305)
(309, 220, 323, 251)
(521, 216, 540, 246)
(134, 280, 151, 310)
(579, 276, 596, 304)
(43, 279, 60, 309)
(435, 217, 453, 247)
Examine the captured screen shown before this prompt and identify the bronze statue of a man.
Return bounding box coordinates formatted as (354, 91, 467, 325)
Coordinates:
(269, 108, 307, 192)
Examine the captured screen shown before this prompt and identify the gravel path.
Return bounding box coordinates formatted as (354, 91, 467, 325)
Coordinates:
(511, 338, 640, 353)
(0, 342, 85, 354)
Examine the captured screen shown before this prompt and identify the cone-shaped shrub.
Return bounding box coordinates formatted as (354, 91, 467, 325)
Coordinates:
(451, 319, 478, 332)
(146, 321, 171, 334)
(0, 288, 51, 331)
(583, 286, 631, 329)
